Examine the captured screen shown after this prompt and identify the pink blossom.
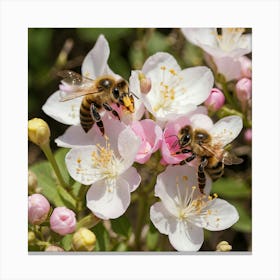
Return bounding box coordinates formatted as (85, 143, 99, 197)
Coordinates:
(28, 194, 50, 225)
(244, 128, 252, 143)
(236, 78, 252, 111)
(239, 56, 252, 78)
(204, 88, 225, 111)
(130, 119, 162, 164)
(50, 207, 76, 235)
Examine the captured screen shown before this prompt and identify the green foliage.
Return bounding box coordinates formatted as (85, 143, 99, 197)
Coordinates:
(30, 148, 77, 209)
(61, 234, 73, 251)
(111, 215, 132, 238)
(92, 222, 110, 251)
(212, 177, 251, 199)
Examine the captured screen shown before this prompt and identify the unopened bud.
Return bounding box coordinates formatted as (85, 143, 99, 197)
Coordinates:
(244, 128, 252, 144)
(28, 231, 36, 244)
(50, 207, 76, 236)
(72, 227, 96, 251)
(204, 88, 225, 111)
(45, 245, 64, 252)
(238, 56, 252, 78)
(28, 170, 38, 193)
(138, 72, 151, 94)
(28, 118, 50, 146)
(236, 78, 252, 112)
(28, 194, 50, 225)
(216, 241, 232, 252)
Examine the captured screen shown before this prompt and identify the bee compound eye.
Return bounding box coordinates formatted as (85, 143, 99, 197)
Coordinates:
(113, 88, 119, 99)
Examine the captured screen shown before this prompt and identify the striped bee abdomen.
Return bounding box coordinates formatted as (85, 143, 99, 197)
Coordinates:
(205, 161, 224, 181)
(79, 96, 97, 133)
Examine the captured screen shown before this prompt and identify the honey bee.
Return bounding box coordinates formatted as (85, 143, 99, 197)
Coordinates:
(58, 70, 135, 135)
(175, 125, 243, 194)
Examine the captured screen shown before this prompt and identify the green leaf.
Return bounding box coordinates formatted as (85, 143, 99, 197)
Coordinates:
(57, 185, 76, 210)
(92, 222, 110, 251)
(29, 148, 76, 208)
(231, 201, 252, 233)
(61, 234, 73, 251)
(147, 31, 170, 54)
(146, 221, 159, 250)
(211, 177, 251, 199)
(111, 215, 132, 238)
(112, 242, 128, 252)
(77, 28, 132, 42)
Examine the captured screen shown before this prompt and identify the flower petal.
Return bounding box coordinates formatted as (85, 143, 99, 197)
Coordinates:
(210, 115, 243, 147)
(200, 198, 239, 231)
(65, 146, 104, 185)
(150, 202, 177, 235)
(81, 35, 113, 79)
(190, 113, 214, 131)
(86, 177, 131, 219)
(213, 57, 242, 81)
(55, 125, 104, 148)
(117, 126, 141, 169)
(142, 52, 181, 74)
(179, 66, 214, 105)
(121, 167, 141, 192)
(181, 28, 217, 48)
(168, 220, 203, 251)
(42, 91, 82, 125)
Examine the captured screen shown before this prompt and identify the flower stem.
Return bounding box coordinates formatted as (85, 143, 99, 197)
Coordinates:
(40, 142, 68, 189)
(135, 196, 146, 250)
(76, 214, 101, 230)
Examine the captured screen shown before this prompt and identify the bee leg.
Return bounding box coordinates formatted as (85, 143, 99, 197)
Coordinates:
(90, 104, 104, 135)
(175, 148, 192, 154)
(103, 103, 120, 120)
(179, 153, 196, 165)
(197, 157, 208, 194)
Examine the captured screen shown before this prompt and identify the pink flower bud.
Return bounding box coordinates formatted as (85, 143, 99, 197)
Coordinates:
(236, 78, 252, 101)
(50, 207, 76, 235)
(204, 88, 225, 111)
(244, 128, 252, 143)
(28, 194, 50, 225)
(238, 56, 252, 78)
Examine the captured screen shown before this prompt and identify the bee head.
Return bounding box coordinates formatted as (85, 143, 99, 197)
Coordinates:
(114, 80, 134, 113)
(194, 130, 210, 145)
(178, 125, 192, 147)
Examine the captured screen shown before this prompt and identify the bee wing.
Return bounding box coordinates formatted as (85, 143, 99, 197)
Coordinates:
(223, 151, 244, 165)
(57, 70, 100, 101)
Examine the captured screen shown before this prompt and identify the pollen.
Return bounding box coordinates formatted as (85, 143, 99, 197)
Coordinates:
(77, 158, 82, 164)
(160, 66, 166, 71)
(169, 69, 177, 75)
(183, 176, 188, 181)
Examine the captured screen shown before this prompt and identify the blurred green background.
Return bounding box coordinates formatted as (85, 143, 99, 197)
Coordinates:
(28, 28, 251, 251)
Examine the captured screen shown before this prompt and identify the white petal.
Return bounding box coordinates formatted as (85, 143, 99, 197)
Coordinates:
(150, 202, 177, 235)
(155, 165, 202, 215)
(210, 116, 243, 147)
(181, 28, 217, 48)
(42, 91, 82, 125)
(190, 113, 214, 131)
(55, 125, 104, 148)
(86, 177, 131, 219)
(81, 35, 110, 79)
(179, 66, 214, 105)
(65, 146, 104, 185)
(117, 126, 141, 170)
(121, 167, 141, 192)
(168, 220, 203, 251)
(200, 198, 239, 231)
(142, 52, 181, 74)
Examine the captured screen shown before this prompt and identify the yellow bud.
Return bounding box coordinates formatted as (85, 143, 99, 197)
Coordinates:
(28, 118, 50, 146)
(72, 227, 96, 251)
(28, 231, 36, 244)
(28, 170, 38, 193)
(138, 72, 151, 94)
(216, 241, 232, 252)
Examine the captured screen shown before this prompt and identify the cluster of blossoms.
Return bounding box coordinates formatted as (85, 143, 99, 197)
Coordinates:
(29, 28, 251, 251)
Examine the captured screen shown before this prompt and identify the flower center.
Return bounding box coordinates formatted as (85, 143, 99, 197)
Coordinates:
(216, 28, 245, 52)
(175, 176, 218, 221)
(153, 65, 186, 113)
(90, 137, 122, 179)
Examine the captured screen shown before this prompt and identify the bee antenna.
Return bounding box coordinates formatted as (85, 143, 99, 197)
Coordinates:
(129, 91, 139, 99)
